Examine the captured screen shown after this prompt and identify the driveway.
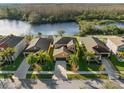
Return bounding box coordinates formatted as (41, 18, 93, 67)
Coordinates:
(52, 61, 67, 80)
(14, 59, 30, 79)
(102, 58, 119, 79)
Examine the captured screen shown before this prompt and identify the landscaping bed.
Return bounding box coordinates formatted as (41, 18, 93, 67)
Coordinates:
(67, 74, 108, 80)
(26, 74, 53, 79)
(110, 55, 124, 71)
(0, 53, 24, 71)
(28, 62, 55, 71)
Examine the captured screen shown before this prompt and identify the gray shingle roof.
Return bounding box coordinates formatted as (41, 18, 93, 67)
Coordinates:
(80, 36, 97, 53)
(26, 37, 52, 52)
(55, 37, 77, 45)
(0, 35, 24, 48)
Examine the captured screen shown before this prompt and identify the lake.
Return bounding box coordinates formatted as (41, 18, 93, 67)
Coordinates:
(0, 19, 79, 36)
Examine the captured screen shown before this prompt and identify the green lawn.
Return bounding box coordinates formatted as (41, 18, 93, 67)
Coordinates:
(67, 58, 105, 71)
(0, 74, 13, 79)
(78, 58, 104, 71)
(110, 55, 124, 71)
(26, 74, 53, 79)
(0, 53, 24, 71)
(67, 74, 108, 80)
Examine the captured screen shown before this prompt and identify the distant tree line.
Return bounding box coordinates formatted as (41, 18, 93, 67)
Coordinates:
(1, 4, 124, 24)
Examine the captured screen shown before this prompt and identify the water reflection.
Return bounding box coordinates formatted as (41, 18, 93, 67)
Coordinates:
(0, 20, 79, 36)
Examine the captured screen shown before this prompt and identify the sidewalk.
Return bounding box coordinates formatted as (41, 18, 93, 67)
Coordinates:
(67, 71, 107, 74)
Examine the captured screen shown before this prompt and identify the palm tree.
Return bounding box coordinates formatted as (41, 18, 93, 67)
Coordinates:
(38, 51, 52, 70)
(0, 51, 4, 62)
(69, 54, 79, 72)
(6, 48, 15, 63)
(26, 53, 39, 71)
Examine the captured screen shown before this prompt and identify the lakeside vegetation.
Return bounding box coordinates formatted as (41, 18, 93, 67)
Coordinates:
(78, 20, 124, 36)
(1, 4, 124, 24)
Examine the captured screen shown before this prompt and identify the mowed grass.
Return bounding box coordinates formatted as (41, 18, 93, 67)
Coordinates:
(110, 55, 124, 71)
(67, 74, 108, 80)
(67, 58, 105, 71)
(77, 59, 105, 71)
(0, 53, 24, 71)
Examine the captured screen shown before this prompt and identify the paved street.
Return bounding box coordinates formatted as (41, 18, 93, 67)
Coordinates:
(0, 79, 123, 89)
(14, 59, 30, 79)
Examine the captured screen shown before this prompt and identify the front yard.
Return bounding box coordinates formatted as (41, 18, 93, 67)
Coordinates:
(67, 58, 105, 71)
(67, 74, 108, 80)
(110, 55, 124, 71)
(0, 53, 24, 71)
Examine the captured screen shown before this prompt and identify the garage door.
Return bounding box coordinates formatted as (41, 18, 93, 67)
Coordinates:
(101, 54, 109, 57)
(56, 57, 66, 61)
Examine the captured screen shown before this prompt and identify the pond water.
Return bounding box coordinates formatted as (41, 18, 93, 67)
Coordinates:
(0, 19, 79, 36)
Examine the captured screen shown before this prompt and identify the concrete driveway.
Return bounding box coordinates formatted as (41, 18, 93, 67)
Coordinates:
(52, 61, 67, 80)
(102, 58, 119, 79)
(14, 59, 30, 79)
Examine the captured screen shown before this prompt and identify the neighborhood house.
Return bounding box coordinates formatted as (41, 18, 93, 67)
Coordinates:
(24, 37, 52, 55)
(0, 35, 27, 60)
(53, 37, 77, 60)
(80, 36, 110, 60)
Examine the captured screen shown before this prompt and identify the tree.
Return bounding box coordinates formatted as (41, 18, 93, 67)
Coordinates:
(69, 54, 79, 72)
(5, 48, 15, 63)
(37, 32, 42, 38)
(28, 12, 41, 24)
(38, 51, 52, 70)
(57, 30, 65, 36)
(26, 53, 39, 70)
